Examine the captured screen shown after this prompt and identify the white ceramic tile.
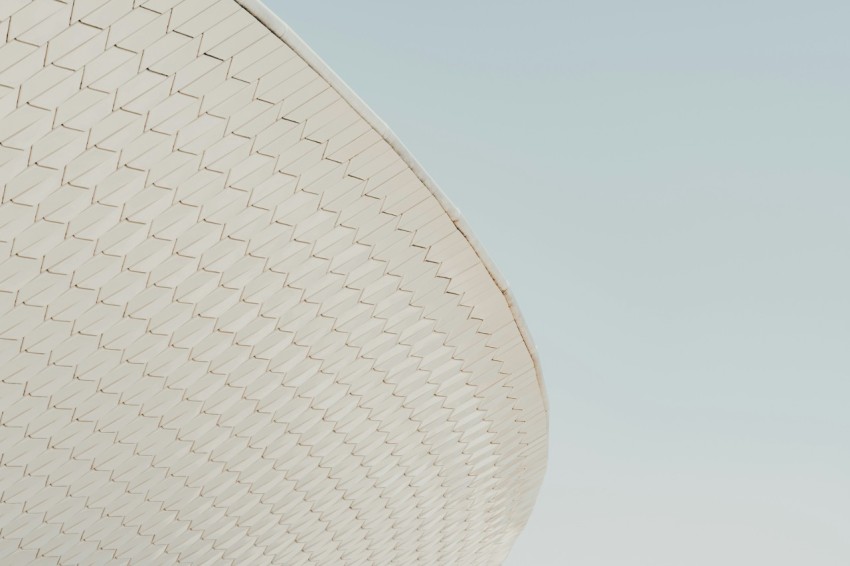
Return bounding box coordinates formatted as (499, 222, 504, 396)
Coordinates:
(12, 2, 71, 46)
(0, 2, 546, 564)
(53, 30, 108, 72)
(0, 0, 30, 22)
(7, 0, 67, 41)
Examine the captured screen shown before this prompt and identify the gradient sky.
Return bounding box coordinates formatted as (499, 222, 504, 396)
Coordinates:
(265, 2, 850, 564)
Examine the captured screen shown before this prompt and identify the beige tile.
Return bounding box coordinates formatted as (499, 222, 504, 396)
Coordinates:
(1, 105, 53, 150)
(172, 0, 238, 37)
(0, 3, 546, 564)
(30, 128, 83, 171)
(0, 42, 46, 89)
(70, 0, 112, 23)
(197, 9, 254, 54)
(113, 9, 168, 52)
(148, 34, 202, 76)
(204, 23, 259, 61)
(8, 0, 68, 41)
(0, 0, 30, 22)
(12, 2, 71, 46)
(81, 45, 138, 90)
(53, 30, 108, 72)
(18, 65, 77, 106)
(88, 108, 143, 149)
(140, 31, 192, 70)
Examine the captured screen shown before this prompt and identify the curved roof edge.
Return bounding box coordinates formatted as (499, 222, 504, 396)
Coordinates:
(236, 0, 548, 414)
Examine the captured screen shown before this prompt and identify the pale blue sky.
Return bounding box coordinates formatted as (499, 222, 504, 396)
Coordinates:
(266, 2, 850, 564)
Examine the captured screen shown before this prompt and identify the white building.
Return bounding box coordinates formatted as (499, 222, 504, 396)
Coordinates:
(0, 1, 548, 563)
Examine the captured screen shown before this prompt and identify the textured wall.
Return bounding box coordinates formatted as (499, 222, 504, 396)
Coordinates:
(0, 1, 547, 564)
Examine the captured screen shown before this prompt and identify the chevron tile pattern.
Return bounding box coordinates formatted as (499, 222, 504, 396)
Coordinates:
(0, 1, 548, 564)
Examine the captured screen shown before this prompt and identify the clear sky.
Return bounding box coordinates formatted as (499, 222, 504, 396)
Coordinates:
(265, 2, 850, 564)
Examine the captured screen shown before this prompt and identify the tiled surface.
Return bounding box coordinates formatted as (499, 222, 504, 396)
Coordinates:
(0, 1, 547, 564)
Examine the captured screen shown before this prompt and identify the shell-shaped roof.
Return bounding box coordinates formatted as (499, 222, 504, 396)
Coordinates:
(0, 1, 548, 564)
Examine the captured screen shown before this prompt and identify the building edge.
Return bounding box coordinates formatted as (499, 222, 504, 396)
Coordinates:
(236, 0, 549, 417)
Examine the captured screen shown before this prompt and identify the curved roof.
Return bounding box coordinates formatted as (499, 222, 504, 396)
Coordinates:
(0, 1, 548, 564)
(237, 0, 548, 414)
